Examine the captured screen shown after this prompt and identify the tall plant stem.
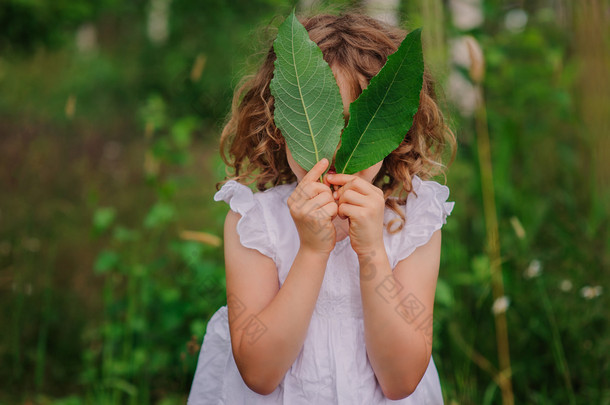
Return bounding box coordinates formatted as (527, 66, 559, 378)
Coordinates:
(474, 85, 514, 405)
(35, 245, 57, 391)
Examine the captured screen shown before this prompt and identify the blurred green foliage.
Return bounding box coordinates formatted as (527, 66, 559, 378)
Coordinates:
(0, 0, 608, 404)
(0, 0, 99, 53)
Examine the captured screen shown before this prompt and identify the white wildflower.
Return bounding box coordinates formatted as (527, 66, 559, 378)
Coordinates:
(76, 23, 98, 53)
(147, 0, 171, 45)
(559, 279, 573, 292)
(524, 259, 542, 279)
(580, 286, 603, 300)
(492, 296, 510, 315)
(449, 0, 484, 31)
(505, 9, 528, 33)
(362, 0, 400, 26)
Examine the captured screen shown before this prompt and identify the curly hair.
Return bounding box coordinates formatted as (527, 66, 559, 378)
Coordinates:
(217, 12, 456, 234)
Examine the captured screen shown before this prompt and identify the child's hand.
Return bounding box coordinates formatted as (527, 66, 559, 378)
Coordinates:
(287, 158, 338, 256)
(324, 173, 385, 257)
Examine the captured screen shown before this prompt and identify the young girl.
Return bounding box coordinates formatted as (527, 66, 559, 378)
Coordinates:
(188, 12, 456, 404)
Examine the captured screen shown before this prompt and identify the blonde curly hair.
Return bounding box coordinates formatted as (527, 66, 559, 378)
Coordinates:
(216, 12, 456, 234)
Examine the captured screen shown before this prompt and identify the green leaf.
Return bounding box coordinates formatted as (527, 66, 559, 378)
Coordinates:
(94, 250, 120, 274)
(112, 226, 140, 242)
(269, 10, 344, 173)
(334, 28, 424, 174)
(144, 202, 175, 229)
(435, 279, 454, 307)
(171, 116, 199, 148)
(93, 207, 116, 234)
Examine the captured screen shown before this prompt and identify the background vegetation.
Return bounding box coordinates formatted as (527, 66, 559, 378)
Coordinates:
(1, 0, 608, 404)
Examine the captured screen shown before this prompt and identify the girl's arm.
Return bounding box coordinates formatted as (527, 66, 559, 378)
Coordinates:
(358, 229, 442, 400)
(224, 159, 336, 395)
(324, 171, 441, 399)
(223, 210, 331, 396)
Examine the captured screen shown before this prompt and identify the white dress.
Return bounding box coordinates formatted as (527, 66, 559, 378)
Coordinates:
(188, 175, 454, 404)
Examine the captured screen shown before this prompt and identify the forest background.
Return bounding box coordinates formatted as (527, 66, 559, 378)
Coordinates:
(0, 0, 608, 404)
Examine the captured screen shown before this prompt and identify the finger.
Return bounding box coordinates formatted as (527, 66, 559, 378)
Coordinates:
(336, 181, 369, 202)
(291, 189, 331, 218)
(320, 200, 338, 218)
(332, 176, 374, 197)
(304, 181, 333, 196)
(327, 173, 372, 190)
(338, 188, 368, 207)
(324, 175, 339, 197)
(301, 158, 329, 184)
(303, 191, 335, 214)
(323, 172, 332, 188)
(292, 181, 331, 203)
(324, 172, 353, 186)
(338, 202, 358, 220)
(288, 186, 315, 208)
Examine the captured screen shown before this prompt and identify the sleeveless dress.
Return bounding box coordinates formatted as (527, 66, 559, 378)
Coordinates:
(188, 175, 454, 404)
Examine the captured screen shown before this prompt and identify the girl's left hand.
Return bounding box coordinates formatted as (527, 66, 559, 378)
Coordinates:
(324, 173, 385, 257)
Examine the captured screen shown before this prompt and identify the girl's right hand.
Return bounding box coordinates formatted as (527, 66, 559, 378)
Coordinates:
(287, 158, 338, 256)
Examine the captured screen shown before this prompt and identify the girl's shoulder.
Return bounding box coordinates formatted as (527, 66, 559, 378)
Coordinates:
(384, 175, 453, 216)
(383, 175, 454, 265)
(214, 180, 296, 209)
(213, 180, 297, 262)
(404, 174, 453, 216)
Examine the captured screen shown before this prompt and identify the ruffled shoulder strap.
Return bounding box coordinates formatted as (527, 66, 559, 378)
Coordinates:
(391, 175, 455, 265)
(213, 180, 276, 262)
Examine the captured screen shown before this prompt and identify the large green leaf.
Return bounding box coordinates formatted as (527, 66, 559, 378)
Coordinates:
(269, 10, 344, 174)
(334, 28, 424, 174)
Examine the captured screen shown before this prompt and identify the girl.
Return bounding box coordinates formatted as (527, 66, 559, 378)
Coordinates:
(188, 12, 456, 404)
